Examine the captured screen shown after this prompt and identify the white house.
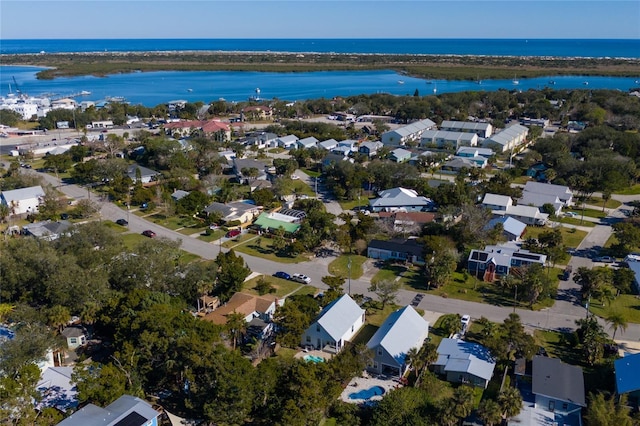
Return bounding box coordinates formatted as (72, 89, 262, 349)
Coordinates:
(518, 192, 564, 216)
(482, 124, 529, 153)
(127, 164, 160, 184)
(318, 139, 339, 151)
(301, 294, 365, 353)
(381, 119, 436, 146)
(420, 130, 478, 149)
(297, 136, 319, 149)
(366, 306, 430, 377)
(482, 193, 549, 226)
(440, 120, 493, 138)
(481, 193, 513, 211)
(277, 134, 299, 149)
(0, 185, 45, 215)
(523, 181, 573, 206)
(57, 395, 160, 426)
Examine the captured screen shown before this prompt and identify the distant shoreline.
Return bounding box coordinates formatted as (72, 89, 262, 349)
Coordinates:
(2, 51, 640, 81)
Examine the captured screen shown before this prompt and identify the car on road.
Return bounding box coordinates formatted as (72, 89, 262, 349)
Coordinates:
(594, 256, 615, 263)
(141, 230, 156, 238)
(291, 273, 311, 284)
(564, 211, 578, 218)
(273, 271, 291, 280)
(116, 219, 129, 226)
(226, 229, 241, 238)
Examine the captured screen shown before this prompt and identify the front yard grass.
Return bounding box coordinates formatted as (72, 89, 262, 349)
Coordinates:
(291, 180, 315, 197)
(243, 275, 316, 298)
(225, 234, 310, 264)
(301, 168, 321, 178)
(197, 229, 226, 242)
(589, 294, 640, 324)
(328, 255, 366, 279)
(525, 225, 588, 249)
(614, 184, 640, 196)
(557, 217, 596, 227)
(338, 199, 370, 211)
(147, 213, 204, 231)
(584, 196, 622, 209)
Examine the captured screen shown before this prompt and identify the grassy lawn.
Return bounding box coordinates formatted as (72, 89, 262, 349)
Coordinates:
(584, 196, 622, 209)
(525, 225, 588, 249)
(370, 264, 425, 291)
(291, 180, 315, 196)
(419, 269, 561, 311)
(301, 168, 321, 178)
(226, 235, 310, 264)
(338, 199, 370, 211)
(147, 214, 204, 231)
(275, 347, 298, 359)
(351, 324, 379, 346)
(178, 252, 200, 264)
(102, 220, 128, 233)
(589, 294, 640, 324)
(197, 229, 226, 242)
(328, 255, 366, 279)
(243, 275, 316, 298)
(121, 233, 147, 249)
(614, 184, 640, 196)
(556, 217, 596, 227)
(222, 233, 256, 248)
(364, 303, 403, 327)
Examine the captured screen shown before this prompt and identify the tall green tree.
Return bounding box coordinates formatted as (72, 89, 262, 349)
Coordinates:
(584, 392, 634, 426)
(368, 279, 401, 309)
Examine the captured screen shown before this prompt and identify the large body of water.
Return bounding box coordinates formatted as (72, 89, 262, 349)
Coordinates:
(2, 39, 639, 107)
(2, 38, 640, 58)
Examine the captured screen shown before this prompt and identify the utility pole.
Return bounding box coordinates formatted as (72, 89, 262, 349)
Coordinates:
(348, 256, 352, 295)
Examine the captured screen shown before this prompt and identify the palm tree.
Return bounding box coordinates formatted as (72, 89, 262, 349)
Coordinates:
(440, 314, 462, 337)
(605, 311, 628, 339)
(478, 399, 503, 426)
(47, 305, 71, 334)
(226, 311, 247, 350)
(498, 386, 523, 421)
(0, 303, 15, 322)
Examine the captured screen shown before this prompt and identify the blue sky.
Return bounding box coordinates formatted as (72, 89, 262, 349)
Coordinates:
(1, 1, 638, 39)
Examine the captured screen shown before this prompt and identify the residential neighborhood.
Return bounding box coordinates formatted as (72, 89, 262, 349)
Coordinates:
(1, 85, 640, 426)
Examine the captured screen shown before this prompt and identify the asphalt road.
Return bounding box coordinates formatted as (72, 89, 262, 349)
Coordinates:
(28, 169, 640, 343)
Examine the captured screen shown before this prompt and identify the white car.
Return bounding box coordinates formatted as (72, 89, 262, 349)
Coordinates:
(564, 211, 578, 218)
(291, 273, 311, 284)
(461, 315, 471, 331)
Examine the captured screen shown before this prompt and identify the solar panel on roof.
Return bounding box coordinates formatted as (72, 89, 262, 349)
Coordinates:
(512, 252, 542, 261)
(278, 208, 306, 219)
(114, 411, 147, 426)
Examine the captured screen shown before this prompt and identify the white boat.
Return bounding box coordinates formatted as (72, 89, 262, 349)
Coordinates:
(187, 88, 193, 92)
(583, 81, 589, 85)
(80, 90, 91, 95)
(433, 85, 437, 94)
(512, 76, 519, 85)
(397, 80, 405, 85)
(249, 88, 261, 101)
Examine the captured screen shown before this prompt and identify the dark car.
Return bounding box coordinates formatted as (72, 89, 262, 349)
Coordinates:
(226, 229, 241, 238)
(116, 219, 128, 226)
(273, 271, 291, 280)
(142, 230, 156, 238)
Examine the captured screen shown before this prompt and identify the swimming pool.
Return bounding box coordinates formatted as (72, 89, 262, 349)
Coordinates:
(303, 354, 325, 363)
(349, 385, 385, 400)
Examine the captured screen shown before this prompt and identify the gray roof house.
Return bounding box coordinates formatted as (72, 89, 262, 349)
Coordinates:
(297, 136, 319, 149)
(381, 119, 436, 146)
(433, 338, 496, 389)
(482, 124, 528, 153)
(36, 366, 78, 413)
(0, 185, 45, 215)
(61, 326, 87, 350)
(457, 146, 495, 158)
(442, 156, 482, 171)
(367, 238, 425, 264)
(301, 294, 365, 354)
(369, 187, 433, 212)
(366, 305, 430, 377)
(389, 148, 412, 163)
(204, 201, 262, 224)
(419, 129, 478, 149)
(440, 120, 493, 138)
(482, 193, 513, 211)
(232, 158, 268, 183)
(170, 189, 190, 201)
(318, 139, 339, 151)
(468, 243, 547, 282)
(359, 141, 384, 157)
(529, 356, 585, 423)
(277, 134, 299, 149)
(518, 191, 564, 216)
(127, 164, 160, 184)
(523, 181, 573, 206)
(484, 216, 527, 241)
(23, 220, 73, 241)
(57, 395, 159, 426)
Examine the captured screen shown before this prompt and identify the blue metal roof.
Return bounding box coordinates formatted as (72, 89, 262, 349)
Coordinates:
(615, 353, 640, 394)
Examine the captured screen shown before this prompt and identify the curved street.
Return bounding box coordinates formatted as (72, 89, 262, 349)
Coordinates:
(30, 168, 640, 347)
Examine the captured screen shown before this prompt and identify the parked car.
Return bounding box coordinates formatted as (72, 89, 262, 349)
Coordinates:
(116, 219, 129, 226)
(594, 256, 615, 263)
(273, 271, 291, 280)
(461, 314, 471, 331)
(291, 273, 311, 284)
(142, 230, 156, 238)
(564, 211, 578, 218)
(226, 229, 241, 238)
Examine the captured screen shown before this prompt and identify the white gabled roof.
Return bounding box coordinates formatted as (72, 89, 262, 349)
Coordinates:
(1, 185, 45, 204)
(277, 134, 298, 143)
(523, 181, 572, 200)
(482, 193, 512, 207)
(441, 120, 492, 132)
(316, 294, 364, 341)
(385, 118, 435, 138)
(366, 306, 429, 367)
